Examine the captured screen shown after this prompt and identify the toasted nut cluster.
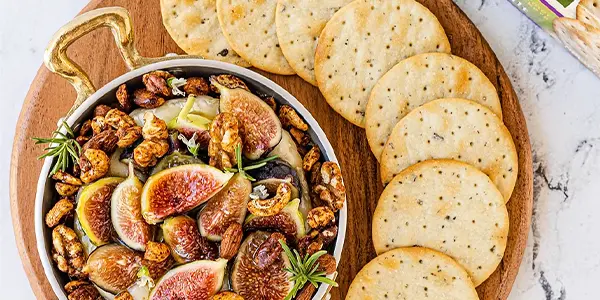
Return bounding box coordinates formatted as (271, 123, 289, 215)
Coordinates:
(115, 291, 134, 300)
(105, 108, 136, 130)
(45, 198, 74, 228)
(208, 112, 242, 169)
(144, 242, 171, 262)
(212, 291, 244, 300)
(254, 232, 286, 269)
(134, 89, 166, 109)
(79, 149, 110, 183)
(90, 116, 110, 135)
(94, 104, 112, 117)
(302, 146, 321, 172)
(52, 225, 86, 278)
(82, 129, 118, 154)
(298, 230, 324, 257)
(279, 105, 308, 131)
(247, 183, 292, 217)
(116, 126, 143, 148)
(296, 283, 317, 300)
(290, 127, 310, 147)
(220, 223, 243, 260)
(209, 74, 250, 91)
(142, 112, 169, 140)
(307, 206, 335, 230)
(64, 280, 90, 293)
(263, 96, 277, 111)
(116, 84, 133, 112)
(143, 70, 174, 97)
(313, 162, 345, 212)
(133, 139, 169, 167)
(183, 77, 210, 96)
(67, 284, 100, 300)
(316, 254, 337, 274)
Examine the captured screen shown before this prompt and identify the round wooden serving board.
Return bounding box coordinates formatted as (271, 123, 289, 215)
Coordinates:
(10, 0, 533, 299)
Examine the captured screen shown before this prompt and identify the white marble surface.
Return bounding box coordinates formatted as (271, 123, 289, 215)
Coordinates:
(1, 0, 599, 299)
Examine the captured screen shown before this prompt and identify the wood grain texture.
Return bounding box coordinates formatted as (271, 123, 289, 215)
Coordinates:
(10, 0, 533, 299)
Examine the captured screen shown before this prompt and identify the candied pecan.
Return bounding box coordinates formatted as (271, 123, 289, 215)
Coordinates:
(302, 146, 321, 172)
(52, 225, 86, 278)
(117, 126, 142, 148)
(133, 139, 169, 167)
(64, 280, 90, 293)
(90, 116, 110, 135)
(307, 206, 335, 230)
(142, 112, 168, 140)
(79, 149, 110, 184)
(45, 198, 74, 228)
(67, 284, 100, 300)
(279, 105, 308, 131)
(247, 183, 292, 217)
(115, 291, 134, 300)
(116, 84, 133, 113)
(144, 242, 171, 262)
(183, 77, 210, 96)
(209, 74, 250, 92)
(143, 71, 174, 97)
(290, 127, 310, 147)
(82, 129, 118, 154)
(208, 113, 242, 169)
(55, 182, 79, 196)
(254, 232, 286, 269)
(320, 224, 338, 246)
(133, 89, 166, 109)
(212, 291, 244, 300)
(78, 120, 92, 137)
(316, 254, 337, 274)
(76, 136, 90, 147)
(309, 162, 322, 187)
(263, 96, 277, 111)
(313, 162, 346, 212)
(94, 104, 112, 117)
(52, 171, 83, 186)
(220, 223, 243, 260)
(298, 230, 323, 257)
(105, 108, 136, 129)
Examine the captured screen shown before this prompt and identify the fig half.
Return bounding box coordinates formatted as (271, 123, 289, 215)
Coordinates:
(211, 76, 282, 160)
(167, 95, 213, 142)
(162, 215, 219, 263)
(231, 231, 294, 300)
(198, 173, 252, 241)
(245, 198, 306, 242)
(111, 163, 154, 251)
(141, 164, 233, 224)
(149, 259, 227, 299)
(86, 244, 142, 294)
(76, 177, 124, 246)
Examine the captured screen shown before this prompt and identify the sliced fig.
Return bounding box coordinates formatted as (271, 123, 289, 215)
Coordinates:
(244, 199, 306, 242)
(149, 259, 227, 300)
(231, 231, 294, 299)
(76, 177, 124, 246)
(198, 173, 252, 241)
(247, 159, 301, 189)
(86, 244, 142, 294)
(151, 150, 204, 175)
(141, 164, 233, 224)
(111, 163, 154, 251)
(130, 96, 219, 126)
(162, 215, 219, 263)
(168, 95, 213, 143)
(211, 76, 282, 160)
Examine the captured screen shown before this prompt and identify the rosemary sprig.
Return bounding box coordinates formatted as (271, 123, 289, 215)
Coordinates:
(279, 240, 338, 300)
(224, 144, 278, 181)
(32, 121, 81, 176)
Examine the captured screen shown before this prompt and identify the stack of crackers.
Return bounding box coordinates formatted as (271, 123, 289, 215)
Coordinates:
(160, 0, 519, 298)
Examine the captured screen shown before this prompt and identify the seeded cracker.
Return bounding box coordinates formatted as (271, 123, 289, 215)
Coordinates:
(314, 0, 451, 127)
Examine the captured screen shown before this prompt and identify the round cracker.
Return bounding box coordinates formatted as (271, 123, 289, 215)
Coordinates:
(161, 0, 250, 66)
(577, 0, 600, 28)
(365, 53, 502, 160)
(275, 0, 354, 85)
(216, 0, 295, 75)
(380, 98, 518, 202)
(372, 160, 509, 286)
(346, 247, 479, 300)
(314, 0, 451, 127)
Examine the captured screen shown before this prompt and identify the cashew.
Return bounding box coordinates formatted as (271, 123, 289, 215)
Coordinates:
(247, 183, 292, 217)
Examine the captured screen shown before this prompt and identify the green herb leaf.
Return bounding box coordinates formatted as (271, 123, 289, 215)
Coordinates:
(32, 121, 81, 176)
(225, 144, 278, 181)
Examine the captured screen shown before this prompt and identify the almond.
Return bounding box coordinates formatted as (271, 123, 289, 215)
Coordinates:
(220, 223, 243, 259)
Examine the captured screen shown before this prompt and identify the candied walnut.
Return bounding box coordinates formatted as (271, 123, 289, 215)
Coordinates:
(116, 84, 133, 112)
(78, 120, 92, 137)
(254, 232, 286, 269)
(290, 127, 310, 147)
(296, 283, 317, 300)
(142, 112, 169, 140)
(298, 230, 323, 257)
(115, 291, 134, 300)
(67, 284, 100, 300)
(90, 116, 110, 135)
(263, 96, 277, 111)
(307, 206, 335, 230)
(220, 223, 243, 260)
(183, 77, 210, 96)
(247, 183, 292, 217)
(117, 126, 142, 148)
(209, 74, 250, 91)
(105, 108, 136, 130)
(316, 254, 337, 274)
(143, 70, 174, 97)
(133, 88, 166, 109)
(302, 146, 321, 172)
(64, 280, 90, 293)
(133, 139, 169, 167)
(94, 104, 112, 117)
(208, 112, 242, 169)
(279, 105, 308, 131)
(76, 136, 90, 147)
(144, 242, 171, 262)
(320, 224, 338, 246)
(313, 162, 346, 212)
(79, 149, 110, 184)
(55, 182, 79, 196)
(52, 225, 86, 278)
(45, 198, 74, 228)
(212, 291, 244, 300)
(82, 129, 118, 154)
(52, 171, 83, 186)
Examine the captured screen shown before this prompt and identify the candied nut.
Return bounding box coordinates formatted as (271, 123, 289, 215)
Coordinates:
(208, 112, 242, 169)
(105, 108, 136, 130)
(143, 71, 174, 97)
(52, 225, 86, 278)
(316, 254, 337, 274)
(212, 291, 244, 300)
(90, 116, 110, 135)
(80, 149, 110, 184)
(55, 182, 79, 196)
(67, 284, 100, 300)
(73, 164, 81, 177)
(52, 171, 83, 186)
(279, 105, 308, 131)
(309, 162, 322, 187)
(263, 96, 277, 111)
(183, 77, 210, 96)
(298, 230, 323, 257)
(209, 74, 250, 91)
(307, 206, 335, 230)
(313, 162, 346, 212)
(302, 146, 321, 172)
(76, 136, 89, 146)
(64, 280, 90, 294)
(290, 127, 310, 147)
(134, 88, 166, 109)
(116, 84, 133, 112)
(94, 104, 112, 117)
(143, 256, 175, 280)
(117, 126, 143, 148)
(115, 291, 134, 300)
(254, 232, 286, 269)
(144, 242, 171, 262)
(45, 198, 74, 228)
(142, 112, 169, 140)
(296, 284, 317, 300)
(82, 129, 118, 154)
(220, 223, 243, 260)
(247, 183, 292, 217)
(133, 139, 169, 167)
(320, 224, 339, 246)
(78, 120, 92, 137)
